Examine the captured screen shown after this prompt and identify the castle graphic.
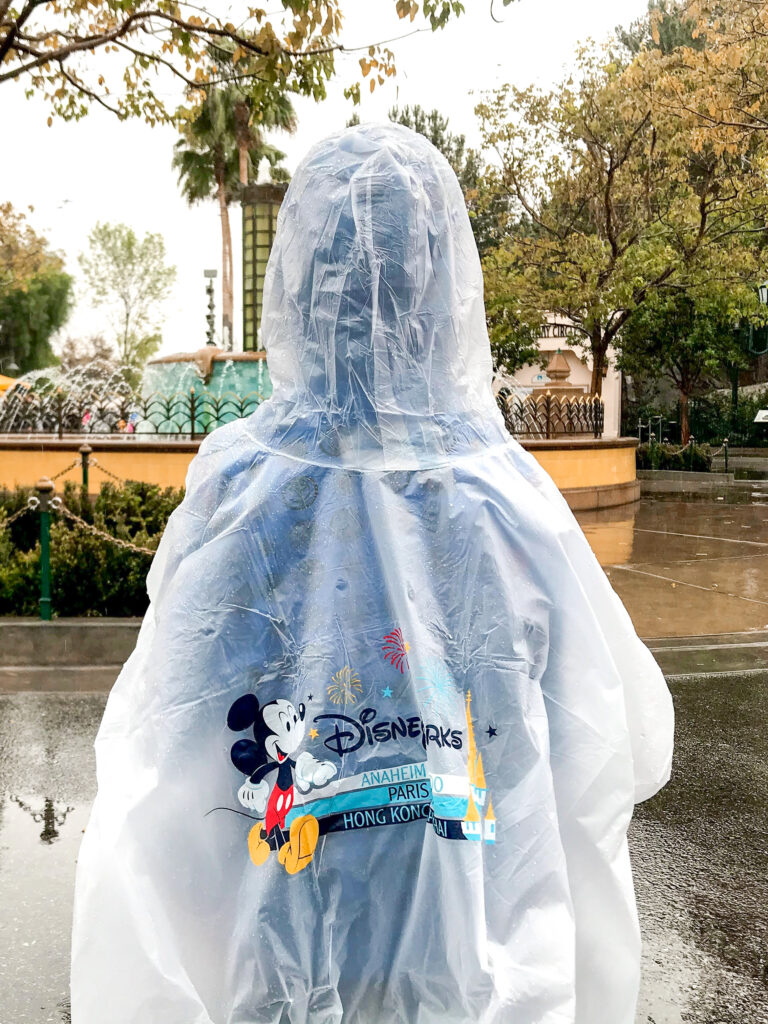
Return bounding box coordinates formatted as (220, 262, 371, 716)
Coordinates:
(461, 691, 496, 844)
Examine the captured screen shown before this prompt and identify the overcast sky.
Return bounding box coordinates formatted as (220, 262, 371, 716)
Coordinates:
(3, 0, 649, 358)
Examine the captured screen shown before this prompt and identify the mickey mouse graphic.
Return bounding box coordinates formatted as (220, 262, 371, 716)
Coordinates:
(227, 694, 337, 874)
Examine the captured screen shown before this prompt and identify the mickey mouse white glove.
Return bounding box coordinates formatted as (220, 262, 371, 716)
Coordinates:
(294, 751, 338, 794)
(237, 779, 269, 815)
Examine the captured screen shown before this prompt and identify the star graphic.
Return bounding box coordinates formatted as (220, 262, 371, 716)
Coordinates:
(486, 725, 498, 739)
(382, 686, 393, 698)
(307, 693, 313, 702)
(309, 727, 319, 740)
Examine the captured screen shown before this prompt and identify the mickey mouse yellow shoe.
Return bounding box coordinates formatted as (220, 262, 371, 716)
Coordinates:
(278, 815, 320, 875)
(247, 824, 271, 866)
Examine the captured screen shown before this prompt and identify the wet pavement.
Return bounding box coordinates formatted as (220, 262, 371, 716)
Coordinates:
(577, 498, 768, 638)
(0, 695, 98, 1024)
(633, 670, 768, 1023)
(0, 497, 766, 1023)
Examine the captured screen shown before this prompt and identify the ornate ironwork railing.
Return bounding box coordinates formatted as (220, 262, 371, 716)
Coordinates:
(496, 391, 604, 439)
(0, 385, 265, 438)
(0, 377, 603, 441)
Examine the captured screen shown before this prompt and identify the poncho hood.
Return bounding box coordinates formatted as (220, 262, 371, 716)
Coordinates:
(258, 123, 501, 466)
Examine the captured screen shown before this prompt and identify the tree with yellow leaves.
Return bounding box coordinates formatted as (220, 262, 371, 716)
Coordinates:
(0, 1, 472, 124)
(624, 2, 768, 154)
(475, 37, 768, 396)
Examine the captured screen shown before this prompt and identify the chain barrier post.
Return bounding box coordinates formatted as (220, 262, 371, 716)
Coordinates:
(689, 435, 695, 472)
(723, 437, 729, 475)
(35, 477, 54, 621)
(79, 443, 92, 495)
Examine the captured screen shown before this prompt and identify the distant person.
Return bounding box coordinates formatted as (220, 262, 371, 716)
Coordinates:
(71, 123, 674, 1024)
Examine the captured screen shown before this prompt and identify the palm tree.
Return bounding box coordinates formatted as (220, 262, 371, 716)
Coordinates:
(173, 84, 296, 347)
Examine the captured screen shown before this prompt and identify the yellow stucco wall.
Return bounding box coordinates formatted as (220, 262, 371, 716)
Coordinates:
(0, 447, 194, 493)
(0, 439, 637, 497)
(529, 444, 637, 489)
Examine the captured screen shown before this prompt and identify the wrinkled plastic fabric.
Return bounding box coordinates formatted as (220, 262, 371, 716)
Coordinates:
(71, 124, 674, 1024)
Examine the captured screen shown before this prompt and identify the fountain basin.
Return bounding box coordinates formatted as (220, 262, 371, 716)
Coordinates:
(143, 347, 271, 401)
(141, 347, 272, 435)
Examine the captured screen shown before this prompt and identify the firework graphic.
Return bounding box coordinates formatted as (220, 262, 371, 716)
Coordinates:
(381, 628, 410, 673)
(281, 475, 319, 511)
(327, 666, 363, 705)
(415, 658, 456, 716)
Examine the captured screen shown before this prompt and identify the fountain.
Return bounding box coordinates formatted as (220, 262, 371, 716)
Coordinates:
(141, 346, 272, 434)
(0, 348, 271, 437)
(0, 362, 133, 435)
(531, 349, 587, 400)
(495, 350, 603, 439)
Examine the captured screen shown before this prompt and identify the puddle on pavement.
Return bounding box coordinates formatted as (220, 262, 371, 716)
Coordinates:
(577, 498, 768, 638)
(633, 670, 768, 1023)
(0, 694, 103, 1024)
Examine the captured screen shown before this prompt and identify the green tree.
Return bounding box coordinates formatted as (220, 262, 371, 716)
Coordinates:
(0, 268, 72, 375)
(475, 41, 767, 396)
(388, 104, 469, 175)
(482, 251, 543, 374)
(173, 83, 295, 345)
(0, 204, 72, 374)
(79, 223, 176, 370)
(0, 2, 469, 124)
(619, 292, 745, 442)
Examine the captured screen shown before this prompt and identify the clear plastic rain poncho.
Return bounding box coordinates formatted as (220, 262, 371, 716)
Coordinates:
(71, 123, 674, 1024)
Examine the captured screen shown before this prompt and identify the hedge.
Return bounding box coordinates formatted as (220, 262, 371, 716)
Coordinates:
(635, 441, 714, 472)
(0, 480, 183, 617)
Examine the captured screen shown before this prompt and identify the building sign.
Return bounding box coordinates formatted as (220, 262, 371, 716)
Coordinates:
(540, 322, 578, 340)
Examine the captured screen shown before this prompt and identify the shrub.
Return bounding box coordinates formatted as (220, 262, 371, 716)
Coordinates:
(690, 387, 768, 447)
(0, 480, 184, 617)
(636, 441, 713, 472)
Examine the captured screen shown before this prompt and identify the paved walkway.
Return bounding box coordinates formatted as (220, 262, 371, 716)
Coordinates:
(577, 498, 768, 638)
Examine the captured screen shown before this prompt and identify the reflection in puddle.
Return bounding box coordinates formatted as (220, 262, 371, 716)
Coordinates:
(0, 793, 91, 1023)
(9, 795, 76, 845)
(577, 498, 768, 637)
(576, 501, 639, 567)
(0, 694, 103, 1023)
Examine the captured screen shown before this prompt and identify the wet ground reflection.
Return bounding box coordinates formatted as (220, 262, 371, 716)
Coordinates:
(0, 695, 102, 1023)
(633, 670, 768, 1023)
(577, 498, 768, 637)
